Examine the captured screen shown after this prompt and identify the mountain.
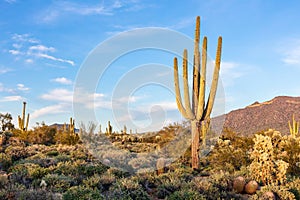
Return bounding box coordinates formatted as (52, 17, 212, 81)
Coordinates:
(219, 96, 300, 136)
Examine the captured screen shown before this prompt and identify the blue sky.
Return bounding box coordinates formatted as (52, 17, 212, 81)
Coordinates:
(1, 0, 300, 132)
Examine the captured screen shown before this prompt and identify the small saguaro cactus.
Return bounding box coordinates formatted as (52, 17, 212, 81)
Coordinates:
(173, 16, 222, 169)
(18, 102, 30, 132)
(288, 114, 299, 137)
(123, 125, 127, 134)
(106, 121, 112, 135)
(69, 117, 75, 134)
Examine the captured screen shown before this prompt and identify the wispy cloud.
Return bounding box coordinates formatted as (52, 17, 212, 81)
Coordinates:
(4, 0, 17, 4)
(0, 67, 12, 74)
(31, 103, 70, 119)
(17, 84, 30, 91)
(220, 61, 243, 87)
(8, 33, 75, 66)
(37, 0, 149, 23)
(40, 88, 109, 109)
(0, 95, 23, 102)
(51, 77, 72, 85)
(281, 39, 300, 65)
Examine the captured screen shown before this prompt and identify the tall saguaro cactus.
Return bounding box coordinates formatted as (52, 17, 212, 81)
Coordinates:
(173, 16, 222, 169)
(18, 102, 30, 132)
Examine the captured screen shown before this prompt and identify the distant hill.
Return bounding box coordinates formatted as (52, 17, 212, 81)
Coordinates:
(50, 123, 80, 133)
(219, 96, 300, 136)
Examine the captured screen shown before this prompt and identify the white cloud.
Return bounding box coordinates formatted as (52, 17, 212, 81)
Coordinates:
(220, 61, 243, 87)
(17, 84, 30, 91)
(40, 88, 108, 109)
(31, 104, 69, 119)
(25, 59, 34, 64)
(281, 40, 300, 65)
(0, 95, 23, 102)
(9, 49, 22, 55)
(12, 34, 39, 43)
(52, 77, 72, 85)
(41, 89, 73, 102)
(38, 1, 148, 23)
(9, 33, 74, 66)
(0, 67, 12, 74)
(35, 53, 75, 66)
(5, 0, 17, 3)
(29, 45, 55, 52)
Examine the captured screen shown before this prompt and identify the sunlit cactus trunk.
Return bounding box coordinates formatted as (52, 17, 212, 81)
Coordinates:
(18, 102, 30, 132)
(173, 16, 222, 169)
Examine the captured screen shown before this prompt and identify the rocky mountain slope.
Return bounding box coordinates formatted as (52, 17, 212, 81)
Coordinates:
(220, 96, 300, 136)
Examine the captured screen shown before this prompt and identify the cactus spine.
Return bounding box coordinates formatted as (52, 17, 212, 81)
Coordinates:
(288, 114, 299, 137)
(18, 102, 30, 132)
(173, 16, 222, 169)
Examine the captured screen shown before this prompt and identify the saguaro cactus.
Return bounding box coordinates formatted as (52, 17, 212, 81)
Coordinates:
(173, 16, 222, 169)
(70, 117, 75, 134)
(18, 102, 30, 132)
(288, 114, 299, 137)
(106, 121, 112, 135)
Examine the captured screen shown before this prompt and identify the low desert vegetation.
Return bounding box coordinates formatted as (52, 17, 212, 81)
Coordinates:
(0, 116, 300, 199)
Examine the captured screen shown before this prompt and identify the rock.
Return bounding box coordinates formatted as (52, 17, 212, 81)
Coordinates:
(233, 176, 246, 193)
(261, 191, 276, 200)
(245, 180, 258, 194)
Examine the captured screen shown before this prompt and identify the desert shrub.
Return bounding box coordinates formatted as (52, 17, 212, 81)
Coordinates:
(5, 145, 27, 161)
(54, 153, 71, 163)
(0, 153, 12, 170)
(83, 174, 103, 190)
(167, 187, 205, 200)
(77, 163, 108, 177)
(26, 123, 57, 145)
(63, 186, 103, 200)
(208, 129, 253, 171)
(280, 135, 300, 175)
(27, 164, 49, 179)
(54, 160, 85, 176)
(15, 189, 62, 200)
(99, 171, 116, 191)
(249, 185, 296, 200)
(55, 130, 80, 145)
(43, 174, 74, 193)
(0, 183, 26, 200)
(46, 150, 59, 157)
(108, 178, 151, 200)
(9, 163, 32, 185)
(155, 173, 183, 199)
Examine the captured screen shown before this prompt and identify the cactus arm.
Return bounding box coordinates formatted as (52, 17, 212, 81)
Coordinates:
(196, 37, 207, 120)
(192, 16, 201, 113)
(22, 102, 26, 128)
(203, 36, 222, 119)
(174, 57, 190, 119)
(289, 120, 293, 135)
(183, 49, 195, 119)
(25, 113, 30, 131)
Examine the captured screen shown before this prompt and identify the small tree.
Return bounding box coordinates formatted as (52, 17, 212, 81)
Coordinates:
(0, 113, 14, 132)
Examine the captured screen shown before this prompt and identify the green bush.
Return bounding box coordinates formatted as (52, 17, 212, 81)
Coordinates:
(15, 189, 61, 200)
(0, 153, 12, 170)
(63, 186, 103, 200)
(43, 174, 74, 193)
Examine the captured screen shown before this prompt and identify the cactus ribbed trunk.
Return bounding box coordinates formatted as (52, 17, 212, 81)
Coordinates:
(173, 16, 222, 170)
(191, 120, 199, 169)
(18, 102, 30, 132)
